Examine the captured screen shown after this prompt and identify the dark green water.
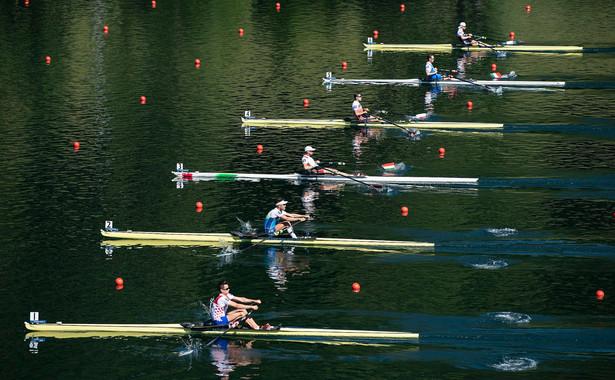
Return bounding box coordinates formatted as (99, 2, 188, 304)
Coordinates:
(2, 0, 615, 378)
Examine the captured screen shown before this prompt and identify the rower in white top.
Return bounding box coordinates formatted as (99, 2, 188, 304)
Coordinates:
(302, 146, 351, 176)
(457, 22, 492, 48)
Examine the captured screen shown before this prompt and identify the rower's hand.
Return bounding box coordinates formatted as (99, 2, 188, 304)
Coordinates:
(252, 305, 259, 311)
(254, 299, 262, 305)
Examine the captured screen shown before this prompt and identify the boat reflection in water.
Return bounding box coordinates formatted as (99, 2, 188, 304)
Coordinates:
(266, 246, 312, 292)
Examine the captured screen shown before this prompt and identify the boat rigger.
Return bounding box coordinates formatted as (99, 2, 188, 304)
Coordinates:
(101, 229, 434, 249)
(24, 321, 419, 341)
(363, 43, 584, 53)
(172, 171, 479, 186)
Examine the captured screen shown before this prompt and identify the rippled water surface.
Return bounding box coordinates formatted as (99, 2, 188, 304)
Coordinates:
(2, 0, 615, 378)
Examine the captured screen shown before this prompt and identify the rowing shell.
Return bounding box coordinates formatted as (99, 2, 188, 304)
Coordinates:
(173, 171, 479, 185)
(241, 117, 503, 130)
(24, 322, 418, 341)
(364, 43, 584, 53)
(322, 77, 566, 88)
(101, 230, 434, 249)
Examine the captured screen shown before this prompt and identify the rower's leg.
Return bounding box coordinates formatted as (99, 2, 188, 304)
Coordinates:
(245, 317, 260, 330)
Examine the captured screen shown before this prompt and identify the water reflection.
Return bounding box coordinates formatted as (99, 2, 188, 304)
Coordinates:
(265, 247, 311, 292)
(210, 339, 260, 379)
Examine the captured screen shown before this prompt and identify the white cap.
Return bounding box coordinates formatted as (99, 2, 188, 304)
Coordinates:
(459, 22, 466, 27)
(304, 146, 315, 152)
(276, 200, 288, 206)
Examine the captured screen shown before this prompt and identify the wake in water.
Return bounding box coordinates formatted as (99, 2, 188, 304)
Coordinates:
(485, 312, 532, 325)
(459, 256, 510, 269)
(486, 227, 518, 237)
(490, 356, 538, 371)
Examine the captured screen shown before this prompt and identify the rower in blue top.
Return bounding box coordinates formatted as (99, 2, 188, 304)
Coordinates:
(425, 54, 443, 81)
(264, 198, 310, 239)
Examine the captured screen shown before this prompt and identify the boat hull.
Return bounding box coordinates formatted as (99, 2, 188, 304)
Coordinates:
(364, 43, 584, 53)
(25, 322, 419, 340)
(173, 172, 479, 185)
(323, 77, 566, 88)
(101, 230, 434, 249)
(242, 117, 503, 130)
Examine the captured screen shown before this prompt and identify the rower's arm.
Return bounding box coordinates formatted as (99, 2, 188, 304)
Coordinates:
(230, 297, 261, 306)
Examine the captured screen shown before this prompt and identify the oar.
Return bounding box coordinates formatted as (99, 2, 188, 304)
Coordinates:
(440, 70, 502, 93)
(475, 36, 523, 46)
(320, 166, 388, 192)
(234, 219, 309, 253)
(203, 309, 254, 348)
(321, 161, 404, 171)
(369, 114, 419, 136)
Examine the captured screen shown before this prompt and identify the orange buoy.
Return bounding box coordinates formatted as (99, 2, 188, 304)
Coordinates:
(115, 278, 124, 285)
(438, 147, 445, 154)
(491, 63, 497, 71)
(103, 26, 109, 34)
(257, 144, 264, 151)
(276, 2, 280, 8)
(401, 206, 409, 213)
(303, 99, 309, 107)
(467, 101, 473, 109)
(196, 201, 203, 208)
(342, 61, 347, 69)
(195, 59, 200, 65)
(45, 56, 51, 64)
(510, 32, 515, 40)
(352, 282, 360, 291)
(140, 96, 146, 104)
(373, 30, 378, 36)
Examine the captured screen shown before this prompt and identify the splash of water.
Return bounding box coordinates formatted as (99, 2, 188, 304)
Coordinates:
(491, 356, 538, 371)
(487, 311, 532, 324)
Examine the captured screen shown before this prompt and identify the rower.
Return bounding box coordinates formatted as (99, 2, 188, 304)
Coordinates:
(457, 22, 491, 47)
(302, 146, 351, 176)
(425, 54, 448, 81)
(212, 280, 271, 330)
(352, 93, 378, 122)
(264, 198, 310, 239)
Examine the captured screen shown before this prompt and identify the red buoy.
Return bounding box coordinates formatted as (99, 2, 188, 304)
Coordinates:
(303, 99, 309, 107)
(401, 206, 409, 214)
(140, 96, 146, 104)
(597, 290, 605, 300)
(73, 141, 80, 150)
(239, 28, 244, 36)
(526, 5, 531, 11)
(195, 59, 200, 65)
(103, 26, 109, 34)
(373, 30, 378, 36)
(342, 61, 347, 69)
(491, 63, 497, 71)
(276, 2, 280, 9)
(196, 201, 203, 208)
(25, 0, 29, 6)
(115, 278, 124, 285)
(352, 282, 360, 291)
(257, 144, 264, 151)
(510, 32, 515, 40)
(401, 4, 405, 12)
(151, 1, 156, 8)
(45, 56, 51, 64)
(467, 101, 473, 109)
(438, 147, 446, 154)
